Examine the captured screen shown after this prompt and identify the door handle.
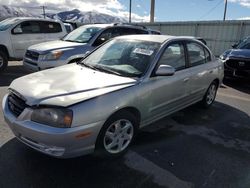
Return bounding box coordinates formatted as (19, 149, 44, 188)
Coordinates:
(183, 78, 189, 82)
(209, 70, 213, 74)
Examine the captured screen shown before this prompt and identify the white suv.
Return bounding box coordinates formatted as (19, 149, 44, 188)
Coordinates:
(0, 17, 67, 71)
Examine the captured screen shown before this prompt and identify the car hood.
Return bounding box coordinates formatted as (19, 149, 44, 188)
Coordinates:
(227, 49, 250, 59)
(28, 40, 87, 53)
(9, 64, 138, 107)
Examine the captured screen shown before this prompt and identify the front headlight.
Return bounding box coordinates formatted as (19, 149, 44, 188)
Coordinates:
(40, 51, 63, 61)
(31, 108, 73, 128)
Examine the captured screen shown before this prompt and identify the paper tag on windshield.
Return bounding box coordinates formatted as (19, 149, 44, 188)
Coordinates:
(133, 48, 154, 56)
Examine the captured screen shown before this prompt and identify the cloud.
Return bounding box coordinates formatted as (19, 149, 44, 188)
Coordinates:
(237, 16, 250, 20)
(228, 0, 250, 8)
(0, 0, 149, 22)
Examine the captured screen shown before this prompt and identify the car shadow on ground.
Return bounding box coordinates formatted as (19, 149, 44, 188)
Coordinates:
(1, 102, 250, 188)
(0, 64, 31, 87)
(223, 78, 250, 94)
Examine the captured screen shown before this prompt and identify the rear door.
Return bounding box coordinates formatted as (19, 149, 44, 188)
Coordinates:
(10, 21, 45, 58)
(185, 41, 215, 103)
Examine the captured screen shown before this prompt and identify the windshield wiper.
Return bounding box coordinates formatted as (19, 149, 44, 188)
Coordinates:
(94, 65, 122, 76)
(64, 39, 76, 42)
(64, 39, 87, 43)
(79, 61, 99, 71)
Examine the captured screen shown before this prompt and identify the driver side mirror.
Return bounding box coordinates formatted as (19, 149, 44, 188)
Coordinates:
(155, 65, 175, 76)
(93, 37, 106, 47)
(13, 27, 23, 34)
(232, 44, 237, 49)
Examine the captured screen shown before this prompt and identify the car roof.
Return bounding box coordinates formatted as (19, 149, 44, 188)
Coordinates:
(115, 35, 205, 44)
(4, 17, 60, 23)
(80, 23, 147, 30)
(115, 35, 173, 43)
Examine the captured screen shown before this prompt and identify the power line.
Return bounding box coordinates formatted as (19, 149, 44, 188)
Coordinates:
(199, 0, 224, 20)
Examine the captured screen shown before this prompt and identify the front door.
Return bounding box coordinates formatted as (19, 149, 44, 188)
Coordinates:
(10, 21, 45, 59)
(142, 42, 190, 124)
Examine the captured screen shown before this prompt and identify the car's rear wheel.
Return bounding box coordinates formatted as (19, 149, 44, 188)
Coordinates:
(95, 111, 138, 157)
(201, 81, 218, 108)
(0, 51, 8, 72)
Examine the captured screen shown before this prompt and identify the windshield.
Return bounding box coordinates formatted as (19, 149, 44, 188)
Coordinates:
(236, 37, 250, 49)
(0, 18, 20, 31)
(63, 25, 103, 43)
(81, 39, 160, 78)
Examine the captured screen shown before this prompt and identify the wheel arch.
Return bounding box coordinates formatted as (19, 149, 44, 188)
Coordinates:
(212, 78, 220, 88)
(109, 107, 141, 127)
(0, 45, 9, 59)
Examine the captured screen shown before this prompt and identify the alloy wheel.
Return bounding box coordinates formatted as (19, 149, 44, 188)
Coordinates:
(103, 119, 134, 154)
(0, 56, 3, 68)
(206, 84, 217, 105)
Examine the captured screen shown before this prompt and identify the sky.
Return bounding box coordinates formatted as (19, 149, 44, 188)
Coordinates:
(1, 0, 250, 22)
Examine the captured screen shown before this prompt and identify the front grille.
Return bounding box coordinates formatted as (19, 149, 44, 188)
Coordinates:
(25, 50, 39, 61)
(8, 92, 27, 117)
(225, 59, 250, 71)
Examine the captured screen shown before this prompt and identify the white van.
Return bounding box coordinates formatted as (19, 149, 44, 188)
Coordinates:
(0, 17, 67, 71)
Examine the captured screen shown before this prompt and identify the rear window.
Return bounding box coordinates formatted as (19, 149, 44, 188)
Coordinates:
(187, 42, 206, 66)
(40, 21, 62, 33)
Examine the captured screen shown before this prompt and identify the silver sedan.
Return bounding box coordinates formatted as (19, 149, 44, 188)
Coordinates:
(2, 35, 224, 158)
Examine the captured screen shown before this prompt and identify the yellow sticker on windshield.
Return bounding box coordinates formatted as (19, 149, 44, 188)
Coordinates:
(133, 48, 154, 56)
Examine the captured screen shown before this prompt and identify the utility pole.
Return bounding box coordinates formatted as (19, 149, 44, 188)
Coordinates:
(129, 0, 132, 23)
(223, 0, 227, 21)
(41, 6, 46, 19)
(150, 0, 155, 23)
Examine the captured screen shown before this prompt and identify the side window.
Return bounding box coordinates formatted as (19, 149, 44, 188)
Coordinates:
(134, 29, 149, 34)
(41, 21, 62, 33)
(158, 43, 186, 71)
(16, 21, 41, 34)
(93, 28, 113, 46)
(204, 48, 211, 62)
(187, 42, 206, 66)
(118, 28, 148, 35)
(241, 42, 250, 49)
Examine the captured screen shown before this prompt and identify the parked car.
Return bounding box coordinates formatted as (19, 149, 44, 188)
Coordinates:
(23, 23, 152, 71)
(0, 17, 67, 72)
(3, 35, 224, 158)
(63, 21, 78, 33)
(145, 28, 161, 35)
(63, 23, 74, 33)
(220, 36, 250, 80)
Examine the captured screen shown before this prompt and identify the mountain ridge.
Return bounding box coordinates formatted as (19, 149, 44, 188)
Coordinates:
(0, 5, 127, 23)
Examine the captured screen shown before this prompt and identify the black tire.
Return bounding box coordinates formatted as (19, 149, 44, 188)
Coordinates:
(201, 81, 218, 108)
(95, 111, 138, 158)
(0, 51, 8, 72)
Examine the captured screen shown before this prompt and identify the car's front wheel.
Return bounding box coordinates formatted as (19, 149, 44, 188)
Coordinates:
(0, 51, 8, 72)
(95, 111, 138, 157)
(201, 81, 218, 108)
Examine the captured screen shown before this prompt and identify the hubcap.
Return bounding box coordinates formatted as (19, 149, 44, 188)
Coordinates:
(104, 119, 134, 154)
(0, 56, 3, 67)
(206, 84, 216, 105)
